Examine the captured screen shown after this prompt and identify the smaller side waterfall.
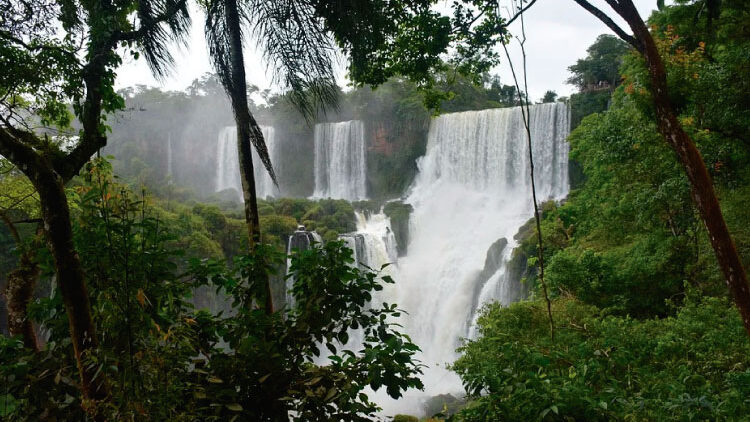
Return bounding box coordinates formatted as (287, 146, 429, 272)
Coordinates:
(313, 120, 367, 200)
(285, 227, 322, 309)
(325, 211, 398, 364)
(338, 234, 367, 267)
(166, 133, 173, 181)
(215, 126, 278, 200)
(339, 211, 398, 270)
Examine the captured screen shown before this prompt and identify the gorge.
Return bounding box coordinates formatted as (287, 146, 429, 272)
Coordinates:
(115, 98, 571, 415)
(271, 102, 571, 415)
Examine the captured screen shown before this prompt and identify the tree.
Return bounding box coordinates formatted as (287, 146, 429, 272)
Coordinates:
(0, 0, 190, 408)
(203, 0, 341, 313)
(0, 160, 41, 350)
(567, 34, 630, 91)
(541, 90, 558, 103)
(570, 0, 750, 335)
(203, 0, 464, 312)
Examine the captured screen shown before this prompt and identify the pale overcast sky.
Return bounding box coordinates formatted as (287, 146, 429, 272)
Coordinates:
(115, 0, 658, 102)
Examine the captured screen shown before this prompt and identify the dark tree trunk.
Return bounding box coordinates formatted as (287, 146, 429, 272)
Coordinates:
(0, 212, 39, 349)
(4, 251, 40, 350)
(0, 130, 109, 403)
(225, 0, 274, 314)
(1, 214, 44, 351)
(573, 0, 750, 335)
(36, 171, 109, 401)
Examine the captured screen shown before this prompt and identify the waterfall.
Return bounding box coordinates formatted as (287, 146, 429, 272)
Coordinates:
(309, 211, 398, 365)
(313, 120, 367, 200)
(375, 102, 570, 415)
(339, 211, 398, 270)
(215, 126, 278, 201)
(285, 228, 322, 309)
(167, 133, 173, 181)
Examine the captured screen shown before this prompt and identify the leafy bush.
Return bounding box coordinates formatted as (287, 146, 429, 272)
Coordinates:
(1, 163, 422, 420)
(452, 296, 750, 421)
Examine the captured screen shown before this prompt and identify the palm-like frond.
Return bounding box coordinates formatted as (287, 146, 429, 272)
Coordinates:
(204, 0, 233, 94)
(136, 0, 192, 79)
(247, 0, 339, 120)
(204, 0, 277, 187)
(204, 0, 341, 188)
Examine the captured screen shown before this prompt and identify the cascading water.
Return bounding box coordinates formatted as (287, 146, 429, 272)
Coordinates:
(167, 133, 173, 180)
(314, 211, 398, 363)
(215, 126, 278, 201)
(313, 120, 367, 200)
(339, 211, 398, 270)
(374, 102, 570, 416)
(285, 228, 323, 309)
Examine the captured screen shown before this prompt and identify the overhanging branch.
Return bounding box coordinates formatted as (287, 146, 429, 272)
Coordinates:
(571, 0, 643, 52)
(504, 0, 538, 27)
(0, 126, 44, 185)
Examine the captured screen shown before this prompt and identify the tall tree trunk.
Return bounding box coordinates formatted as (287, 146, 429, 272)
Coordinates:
(0, 131, 109, 403)
(5, 254, 40, 351)
(225, 0, 274, 314)
(573, 0, 750, 335)
(1, 213, 41, 350)
(36, 172, 109, 401)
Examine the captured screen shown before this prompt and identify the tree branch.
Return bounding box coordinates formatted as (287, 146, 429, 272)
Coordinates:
(571, 0, 642, 52)
(505, 0, 538, 27)
(0, 209, 21, 244)
(0, 126, 44, 185)
(0, 30, 80, 62)
(500, 1, 555, 340)
(11, 218, 43, 225)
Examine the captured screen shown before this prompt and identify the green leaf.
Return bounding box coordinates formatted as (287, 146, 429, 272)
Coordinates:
(324, 387, 338, 402)
(226, 403, 243, 412)
(306, 376, 323, 386)
(0, 394, 18, 417)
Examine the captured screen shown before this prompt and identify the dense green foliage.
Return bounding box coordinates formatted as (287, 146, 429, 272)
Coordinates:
(261, 197, 357, 243)
(566, 35, 630, 91)
(453, 296, 750, 421)
(452, 2, 750, 421)
(0, 163, 420, 420)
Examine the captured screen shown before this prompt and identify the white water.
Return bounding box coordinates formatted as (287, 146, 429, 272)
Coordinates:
(313, 120, 367, 200)
(285, 229, 323, 309)
(215, 126, 278, 201)
(340, 211, 399, 270)
(167, 133, 173, 180)
(314, 212, 398, 365)
(373, 102, 570, 416)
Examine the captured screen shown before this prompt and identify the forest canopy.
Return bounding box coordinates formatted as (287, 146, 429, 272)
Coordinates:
(1, 0, 749, 421)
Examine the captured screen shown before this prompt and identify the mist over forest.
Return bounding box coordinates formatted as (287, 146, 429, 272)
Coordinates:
(104, 72, 528, 202)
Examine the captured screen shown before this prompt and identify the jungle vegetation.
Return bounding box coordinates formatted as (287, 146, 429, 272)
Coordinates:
(1, 0, 749, 421)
